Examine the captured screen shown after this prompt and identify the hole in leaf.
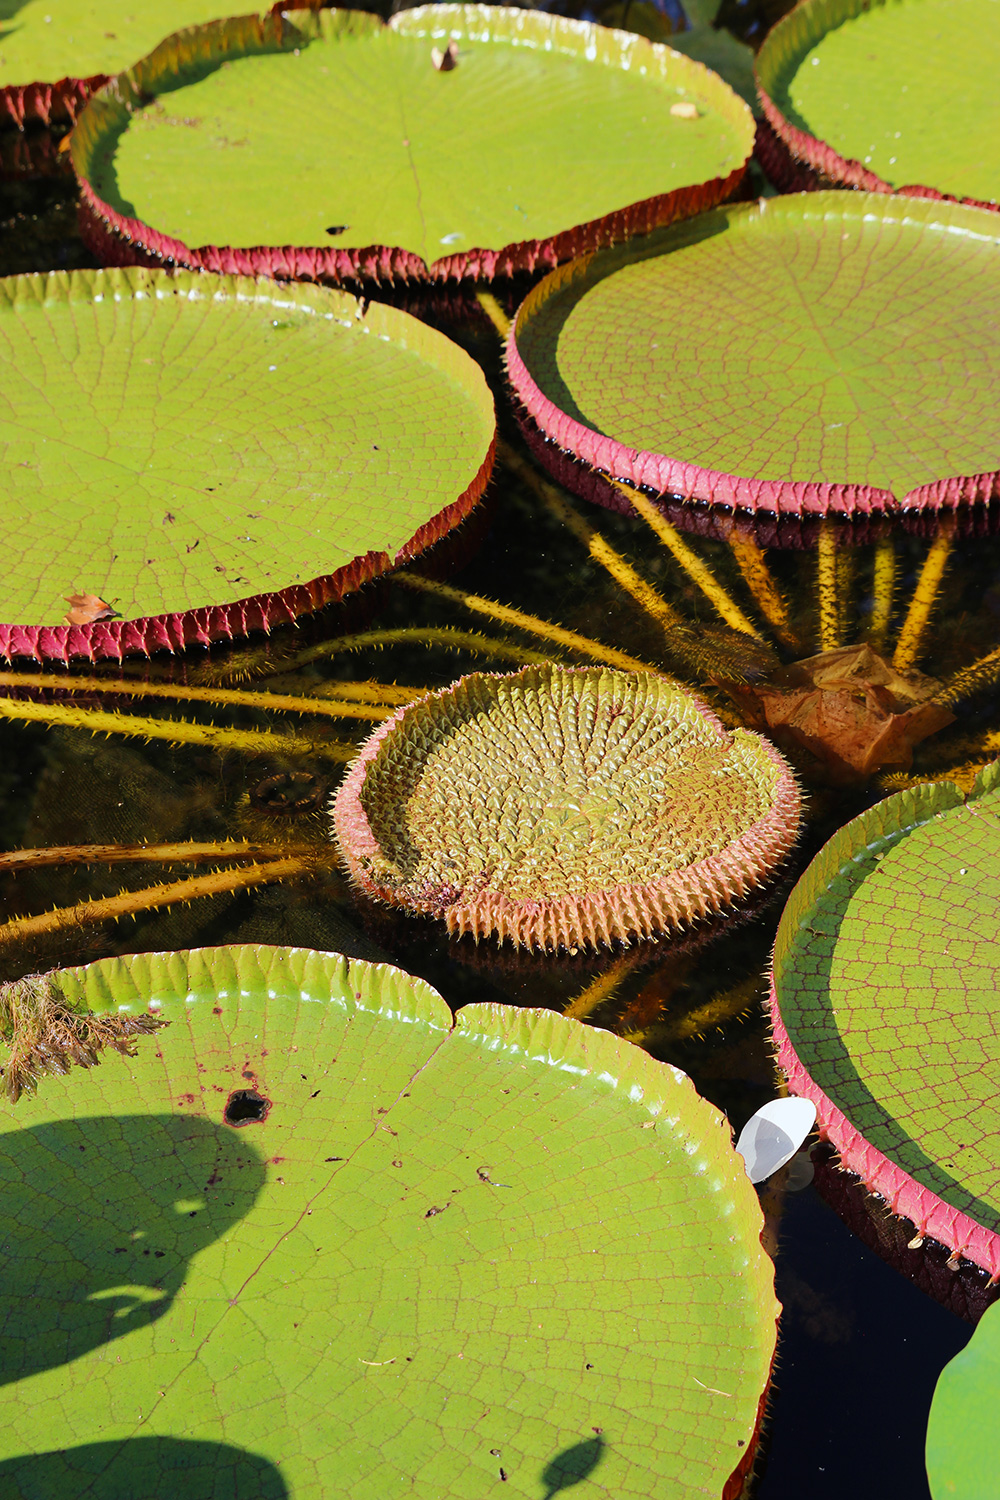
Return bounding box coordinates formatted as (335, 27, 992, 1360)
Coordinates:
(224, 1089, 270, 1127)
(325, 225, 348, 237)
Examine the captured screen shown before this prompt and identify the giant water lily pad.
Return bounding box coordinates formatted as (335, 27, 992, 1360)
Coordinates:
(71, 4, 753, 283)
(335, 663, 801, 951)
(770, 761, 1000, 1276)
(0, 0, 243, 126)
(0, 945, 777, 1498)
(0, 267, 494, 662)
(755, 0, 1000, 209)
(927, 1299, 1000, 1499)
(507, 191, 1000, 517)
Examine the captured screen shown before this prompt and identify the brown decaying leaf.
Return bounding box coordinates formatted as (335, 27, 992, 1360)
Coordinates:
(729, 643, 956, 785)
(62, 593, 121, 626)
(431, 40, 459, 71)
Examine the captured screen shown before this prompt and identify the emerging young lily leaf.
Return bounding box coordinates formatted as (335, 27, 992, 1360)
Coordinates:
(926, 1299, 1000, 1499)
(0, 268, 494, 662)
(334, 663, 801, 951)
(755, 0, 1000, 210)
(0, 0, 241, 127)
(0, 945, 778, 1499)
(508, 191, 1000, 518)
(71, 4, 754, 282)
(770, 761, 1000, 1277)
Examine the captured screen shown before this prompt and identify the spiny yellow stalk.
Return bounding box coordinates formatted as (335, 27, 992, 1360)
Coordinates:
(0, 696, 355, 761)
(817, 521, 840, 651)
(606, 478, 765, 641)
(623, 976, 760, 1047)
(0, 840, 313, 874)
(561, 952, 643, 1023)
(0, 672, 392, 723)
(0, 855, 320, 952)
(892, 519, 955, 672)
(475, 290, 512, 340)
(879, 762, 992, 796)
(254, 676, 423, 705)
(869, 536, 896, 651)
(726, 531, 800, 650)
(932, 645, 1000, 708)
(397, 573, 665, 675)
(921, 728, 1000, 766)
(837, 541, 856, 638)
(276, 626, 552, 673)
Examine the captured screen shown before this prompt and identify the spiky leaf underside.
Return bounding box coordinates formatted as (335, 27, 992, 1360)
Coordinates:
(507, 191, 1000, 517)
(755, 0, 1000, 211)
(770, 761, 1000, 1277)
(71, 4, 753, 284)
(334, 664, 801, 951)
(0, 268, 494, 663)
(0, 945, 777, 1499)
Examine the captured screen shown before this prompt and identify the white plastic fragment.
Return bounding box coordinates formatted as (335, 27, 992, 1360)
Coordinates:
(735, 1097, 817, 1184)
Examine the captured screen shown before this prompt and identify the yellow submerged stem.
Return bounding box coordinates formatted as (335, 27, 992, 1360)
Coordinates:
(608, 480, 765, 642)
(726, 532, 800, 650)
(276, 626, 553, 674)
(869, 536, 896, 651)
(475, 291, 512, 340)
(622, 976, 760, 1047)
(561, 952, 642, 1023)
(0, 840, 312, 874)
(932, 645, 1000, 708)
(893, 520, 955, 672)
(0, 671, 392, 723)
(817, 521, 840, 651)
(397, 573, 665, 675)
(0, 696, 355, 761)
(0, 856, 320, 950)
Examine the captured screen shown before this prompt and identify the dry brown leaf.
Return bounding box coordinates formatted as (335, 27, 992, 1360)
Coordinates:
(62, 593, 121, 626)
(431, 40, 459, 71)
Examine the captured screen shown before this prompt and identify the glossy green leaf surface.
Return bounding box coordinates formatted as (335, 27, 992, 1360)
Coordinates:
(84, 4, 750, 266)
(0, 0, 238, 88)
(0, 269, 493, 627)
(0, 946, 777, 1499)
(512, 192, 1000, 500)
(765, 0, 1000, 204)
(773, 763, 1000, 1235)
(927, 1299, 1000, 1500)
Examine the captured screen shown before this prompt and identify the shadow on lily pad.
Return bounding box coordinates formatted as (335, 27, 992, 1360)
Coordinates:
(0, 1436, 289, 1499)
(541, 1434, 605, 1496)
(0, 1112, 266, 1386)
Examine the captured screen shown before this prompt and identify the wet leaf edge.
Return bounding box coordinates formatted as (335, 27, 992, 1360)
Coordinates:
(70, 4, 754, 286)
(0, 265, 495, 665)
(506, 190, 1000, 519)
(768, 761, 1000, 1276)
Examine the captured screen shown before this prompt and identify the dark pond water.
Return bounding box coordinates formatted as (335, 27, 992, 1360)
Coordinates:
(2, 10, 999, 1494)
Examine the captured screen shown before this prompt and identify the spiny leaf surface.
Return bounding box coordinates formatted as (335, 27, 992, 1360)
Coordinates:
(0, 946, 776, 1498)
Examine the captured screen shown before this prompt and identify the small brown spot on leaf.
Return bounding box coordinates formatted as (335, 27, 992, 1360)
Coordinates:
(431, 40, 459, 70)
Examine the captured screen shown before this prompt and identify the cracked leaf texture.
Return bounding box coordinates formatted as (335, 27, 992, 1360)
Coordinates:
(772, 762, 1000, 1262)
(510, 192, 1000, 505)
(0, 946, 776, 1498)
(0, 269, 493, 628)
(762, 0, 1000, 204)
(0, 0, 234, 88)
(83, 4, 748, 267)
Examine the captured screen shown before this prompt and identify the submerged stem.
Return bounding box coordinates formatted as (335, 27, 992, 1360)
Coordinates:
(0, 841, 312, 874)
(869, 536, 896, 651)
(932, 645, 1000, 708)
(892, 520, 955, 672)
(817, 521, 840, 651)
(727, 532, 800, 650)
(283, 626, 553, 673)
(561, 953, 642, 1023)
(0, 671, 392, 722)
(475, 291, 512, 340)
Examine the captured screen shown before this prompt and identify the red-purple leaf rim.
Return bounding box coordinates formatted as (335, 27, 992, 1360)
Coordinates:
(333, 662, 802, 953)
(0, 267, 495, 664)
(506, 191, 1000, 519)
(770, 761, 1000, 1279)
(754, 0, 1000, 214)
(70, 4, 754, 286)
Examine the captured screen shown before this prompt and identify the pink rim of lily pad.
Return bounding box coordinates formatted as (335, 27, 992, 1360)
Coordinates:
(71, 5, 753, 286)
(334, 664, 802, 952)
(769, 770, 1000, 1280)
(754, 0, 1000, 213)
(506, 192, 1000, 519)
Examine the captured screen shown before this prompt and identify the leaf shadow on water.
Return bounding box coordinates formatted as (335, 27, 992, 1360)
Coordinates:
(0, 1436, 289, 1500)
(0, 1112, 266, 1387)
(540, 1434, 605, 1498)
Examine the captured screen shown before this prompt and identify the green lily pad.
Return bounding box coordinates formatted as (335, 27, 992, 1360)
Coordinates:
(769, 761, 1000, 1277)
(755, 0, 1000, 208)
(508, 190, 1000, 517)
(0, 267, 494, 662)
(0, 946, 777, 1498)
(71, 4, 753, 282)
(927, 1299, 1000, 1499)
